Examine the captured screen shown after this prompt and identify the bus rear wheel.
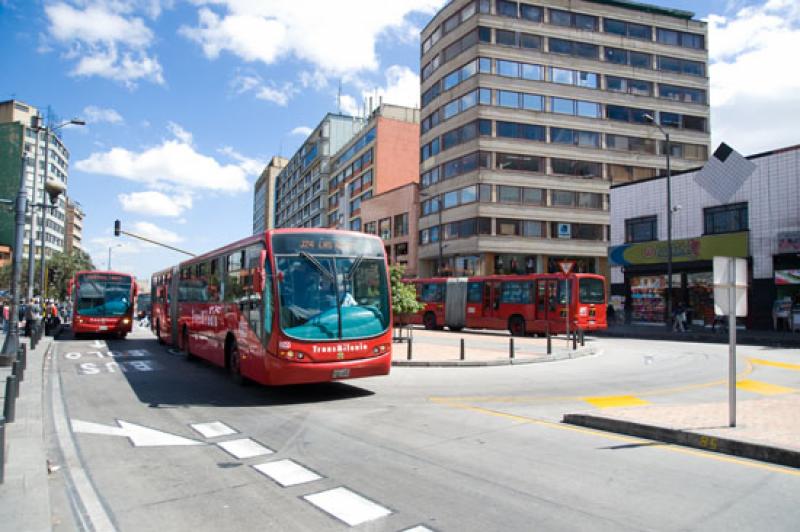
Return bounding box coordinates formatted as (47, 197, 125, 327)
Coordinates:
(228, 342, 245, 386)
(182, 328, 194, 361)
(423, 312, 437, 330)
(156, 320, 164, 344)
(509, 316, 526, 337)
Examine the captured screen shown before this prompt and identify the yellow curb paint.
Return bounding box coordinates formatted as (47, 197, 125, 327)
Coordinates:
(748, 358, 800, 371)
(736, 379, 796, 396)
(582, 395, 651, 409)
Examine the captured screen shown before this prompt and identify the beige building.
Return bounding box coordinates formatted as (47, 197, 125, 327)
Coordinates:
(418, 0, 709, 277)
(253, 156, 288, 233)
(361, 183, 419, 276)
(64, 197, 84, 253)
(0, 99, 75, 260)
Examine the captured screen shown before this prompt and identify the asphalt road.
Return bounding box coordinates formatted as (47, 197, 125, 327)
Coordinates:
(45, 326, 800, 531)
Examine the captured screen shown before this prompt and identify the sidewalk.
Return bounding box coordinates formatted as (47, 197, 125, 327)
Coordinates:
(595, 323, 800, 348)
(564, 395, 800, 468)
(392, 327, 597, 366)
(0, 331, 54, 532)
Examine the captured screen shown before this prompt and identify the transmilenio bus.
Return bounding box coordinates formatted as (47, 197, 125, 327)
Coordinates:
(408, 273, 607, 336)
(151, 229, 392, 386)
(69, 270, 138, 339)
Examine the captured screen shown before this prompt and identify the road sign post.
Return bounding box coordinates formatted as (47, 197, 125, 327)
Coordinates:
(558, 261, 575, 345)
(713, 256, 747, 428)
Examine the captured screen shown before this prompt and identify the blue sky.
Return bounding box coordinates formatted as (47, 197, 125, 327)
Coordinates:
(0, 0, 798, 281)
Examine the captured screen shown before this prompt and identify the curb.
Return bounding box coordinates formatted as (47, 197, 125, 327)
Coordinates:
(392, 346, 597, 367)
(594, 330, 800, 349)
(562, 413, 800, 469)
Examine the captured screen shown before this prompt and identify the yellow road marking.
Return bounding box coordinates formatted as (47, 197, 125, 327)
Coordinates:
(582, 395, 650, 409)
(749, 358, 800, 371)
(736, 379, 796, 396)
(433, 400, 800, 478)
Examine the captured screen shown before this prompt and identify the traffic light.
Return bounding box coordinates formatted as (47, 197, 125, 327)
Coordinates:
(114, 219, 121, 237)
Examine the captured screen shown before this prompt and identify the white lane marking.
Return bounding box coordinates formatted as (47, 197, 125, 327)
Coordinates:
(217, 438, 273, 459)
(253, 459, 322, 487)
(52, 351, 118, 531)
(72, 419, 205, 447)
(402, 527, 435, 532)
(191, 421, 238, 438)
(304, 487, 392, 527)
(91, 340, 106, 348)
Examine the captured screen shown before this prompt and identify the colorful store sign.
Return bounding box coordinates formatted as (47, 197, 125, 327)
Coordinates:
(777, 232, 800, 253)
(775, 269, 800, 285)
(609, 232, 748, 267)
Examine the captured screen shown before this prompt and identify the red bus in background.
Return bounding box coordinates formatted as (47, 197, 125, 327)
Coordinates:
(407, 273, 607, 336)
(151, 228, 392, 386)
(69, 270, 137, 339)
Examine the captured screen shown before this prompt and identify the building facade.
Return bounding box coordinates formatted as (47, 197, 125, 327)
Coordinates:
(609, 143, 800, 330)
(327, 104, 420, 232)
(274, 114, 366, 229)
(64, 197, 84, 253)
(253, 156, 288, 234)
(361, 183, 420, 276)
(418, 0, 709, 277)
(0, 99, 73, 260)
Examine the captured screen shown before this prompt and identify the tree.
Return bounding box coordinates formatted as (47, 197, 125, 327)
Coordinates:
(46, 249, 95, 300)
(389, 264, 423, 338)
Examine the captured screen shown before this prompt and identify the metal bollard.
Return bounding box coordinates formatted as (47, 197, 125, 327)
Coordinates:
(572, 330, 577, 350)
(460, 338, 465, 360)
(509, 337, 515, 359)
(18, 344, 26, 371)
(4, 376, 16, 423)
(0, 416, 5, 484)
(580, 329, 585, 347)
(12, 360, 22, 384)
(406, 337, 413, 361)
(546, 327, 552, 355)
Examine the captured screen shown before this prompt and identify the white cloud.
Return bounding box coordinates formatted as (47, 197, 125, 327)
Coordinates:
(339, 94, 360, 116)
(131, 221, 183, 244)
(340, 64, 420, 116)
(44, 1, 164, 87)
(167, 121, 193, 145)
(256, 85, 294, 106)
(290, 126, 313, 137)
(118, 191, 192, 217)
(83, 105, 124, 125)
(218, 146, 265, 176)
(230, 73, 297, 106)
(75, 125, 251, 193)
(708, 0, 800, 153)
(180, 1, 444, 78)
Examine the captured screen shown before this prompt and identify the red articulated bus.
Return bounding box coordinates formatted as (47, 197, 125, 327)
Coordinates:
(151, 228, 393, 386)
(407, 273, 607, 336)
(69, 270, 137, 339)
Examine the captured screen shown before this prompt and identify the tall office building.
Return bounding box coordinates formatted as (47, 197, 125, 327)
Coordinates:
(418, 0, 709, 277)
(274, 114, 366, 229)
(327, 104, 420, 232)
(253, 156, 288, 234)
(64, 197, 85, 253)
(0, 99, 74, 260)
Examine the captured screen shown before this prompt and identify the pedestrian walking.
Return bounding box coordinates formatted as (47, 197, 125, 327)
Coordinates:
(672, 303, 687, 332)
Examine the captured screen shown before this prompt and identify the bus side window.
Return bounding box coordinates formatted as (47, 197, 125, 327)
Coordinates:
(537, 281, 546, 313)
(467, 282, 482, 303)
(263, 259, 273, 340)
(483, 283, 491, 309)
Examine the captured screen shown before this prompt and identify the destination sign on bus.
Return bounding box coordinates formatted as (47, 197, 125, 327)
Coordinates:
(79, 274, 129, 283)
(271, 232, 383, 257)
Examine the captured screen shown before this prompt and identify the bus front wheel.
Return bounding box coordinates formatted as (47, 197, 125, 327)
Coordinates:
(228, 342, 245, 386)
(423, 312, 437, 330)
(509, 316, 526, 337)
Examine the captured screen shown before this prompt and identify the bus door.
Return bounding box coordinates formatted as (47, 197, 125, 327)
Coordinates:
(444, 278, 468, 330)
(169, 266, 180, 345)
(485, 280, 504, 328)
(536, 278, 562, 333)
(465, 281, 486, 328)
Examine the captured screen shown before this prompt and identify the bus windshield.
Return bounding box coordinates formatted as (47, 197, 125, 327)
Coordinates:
(76, 274, 133, 317)
(579, 277, 605, 304)
(275, 253, 390, 341)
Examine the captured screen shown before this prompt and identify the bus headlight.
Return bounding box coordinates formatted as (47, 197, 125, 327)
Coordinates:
(122, 318, 131, 324)
(579, 307, 588, 317)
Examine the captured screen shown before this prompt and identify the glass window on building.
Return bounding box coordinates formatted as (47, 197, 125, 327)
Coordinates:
(394, 213, 408, 237)
(625, 216, 657, 243)
(704, 203, 748, 235)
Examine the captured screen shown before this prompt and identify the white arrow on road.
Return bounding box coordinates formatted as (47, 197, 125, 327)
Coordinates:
(72, 419, 205, 447)
(91, 340, 105, 348)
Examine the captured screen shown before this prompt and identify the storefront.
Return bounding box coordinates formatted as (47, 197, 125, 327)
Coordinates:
(775, 232, 800, 303)
(609, 232, 748, 326)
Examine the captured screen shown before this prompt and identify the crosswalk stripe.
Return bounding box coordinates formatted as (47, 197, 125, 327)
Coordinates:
(749, 358, 800, 371)
(582, 395, 650, 409)
(304, 487, 391, 527)
(253, 459, 322, 487)
(217, 438, 274, 459)
(736, 379, 796, 396)
(190, 421, 237, 438)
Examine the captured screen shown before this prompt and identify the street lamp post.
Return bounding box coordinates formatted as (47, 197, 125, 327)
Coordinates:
(0, 156, 30, 365)
(108, 244, 122, 270)
(645, 114, 673, 329)
(29, 117, 84, 300)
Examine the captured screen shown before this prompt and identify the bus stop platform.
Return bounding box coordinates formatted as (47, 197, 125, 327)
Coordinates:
(391, 327, 597, 367)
